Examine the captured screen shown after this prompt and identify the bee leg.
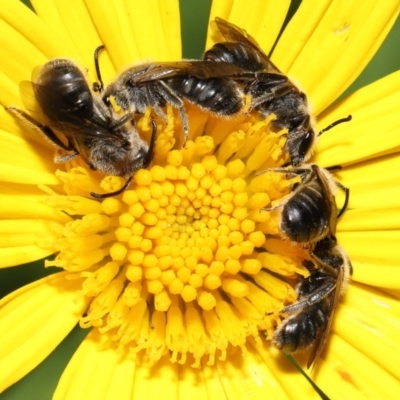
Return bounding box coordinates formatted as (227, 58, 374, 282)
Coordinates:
(259, 167, 313, 211)
(54, 151, 79, 163)
(280, 280, 336, 315)
(152, 81, 189, 142)
(257, 166, 312, 175)
(143, 85, 168, 125)
(6, 106, 73, 152)
(324, 165, 350, 219)
(142, 120, 158, 168)
(110, 112, 135, 130)
(177, 107, 189, 143)
(248, 74, 293, 110)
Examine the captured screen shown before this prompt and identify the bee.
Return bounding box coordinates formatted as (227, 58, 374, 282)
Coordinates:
(273, 235, 352, 368)
(262, 164, 349, 243)
(204, 18, 351, 165)
(101, 60, 246, 141)
(7, 58, 157, 198)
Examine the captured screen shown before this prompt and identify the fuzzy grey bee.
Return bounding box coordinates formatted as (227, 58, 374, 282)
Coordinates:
(7, 58, 156, 198)
(262, 164, 349, 243)
(273, 235, 352, 368)
(101, 60, 246, 141)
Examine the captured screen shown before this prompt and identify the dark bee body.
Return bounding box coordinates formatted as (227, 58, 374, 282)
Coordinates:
(264, 164, 341, 243)
(102, 61, 245, 139)
(7, 59, 156, 198)
(273, 270, 335, 352)
(274, 235, 352, 368)
(204, 18, 316, 166)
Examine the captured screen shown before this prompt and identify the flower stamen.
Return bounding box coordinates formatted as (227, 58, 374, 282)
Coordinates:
(41, 110, 311, 366)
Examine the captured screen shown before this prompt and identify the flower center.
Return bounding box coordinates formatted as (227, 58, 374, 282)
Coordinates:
(42, 107, 310, 367)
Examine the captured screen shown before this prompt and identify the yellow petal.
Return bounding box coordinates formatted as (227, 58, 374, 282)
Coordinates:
(272, 0, 331, 72)
(84, 0, 138, 72)
(132, 356, 178, 399)
(339, 208, 400, 231)
(0, 182, 53, 197)
(338, 230, 400, 266)
(0, 195, 70, 221)
(125, 0, 181, 61)
(334, 298, 400, 381)
(32, 0, 116, 84)
(0, 17, 47, 83)
(177, 365, 221, 399)
(54, 330, 136, 400)
(29, 0, 77, 49)
(1, 134, 50, 163)
(331, 154, 400, 211)
(199, 364, 229, 400)
(0, 246, 53, 268)
(0, 130, 58, 184)
(0, 108, 53, 150)
(313, 70, 400, 167)
(85, 0, 181, 73)
(214, 347, 290, 399)
(0, 219, 55, 247)
(0, 0, 78, 62)
(0, 272, 89, 392)
(207, 0, 291, 54)
(352, 262, 400, 289)
(315, 333, 400, 399)
(156, 0, 182, 59)
(0, 70, 22, 107)
(275, 0, 400, 114)
(311, 353, 374, 400)
(344, 284, 400, 323)
(0, 163, 58, 186)
(253, 342, 325, 399)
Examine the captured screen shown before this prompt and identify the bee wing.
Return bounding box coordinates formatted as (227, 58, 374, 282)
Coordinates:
(315, 166, 339, 236)
(307, 267, 343, 369)
(19, 80, 48, 122)
(132, 60, 245, 83)
(212, 17, 281, 73)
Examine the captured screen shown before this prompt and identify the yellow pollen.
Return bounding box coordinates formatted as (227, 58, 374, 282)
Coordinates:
(47, 112, 311, 368)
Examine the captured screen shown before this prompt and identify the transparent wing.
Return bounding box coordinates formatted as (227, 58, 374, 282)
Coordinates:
(307, 266, 343, 369)
(131, 60, 245, 83)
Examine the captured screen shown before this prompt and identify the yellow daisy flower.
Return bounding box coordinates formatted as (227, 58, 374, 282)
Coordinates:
(1, 0, 400, 399)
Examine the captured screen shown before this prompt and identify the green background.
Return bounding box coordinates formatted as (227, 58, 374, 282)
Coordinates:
(1, 1, 400, 398)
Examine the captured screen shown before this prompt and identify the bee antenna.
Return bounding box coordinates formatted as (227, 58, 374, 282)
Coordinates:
(318, 115, 352, 136)
(93, 45, 105, 92)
